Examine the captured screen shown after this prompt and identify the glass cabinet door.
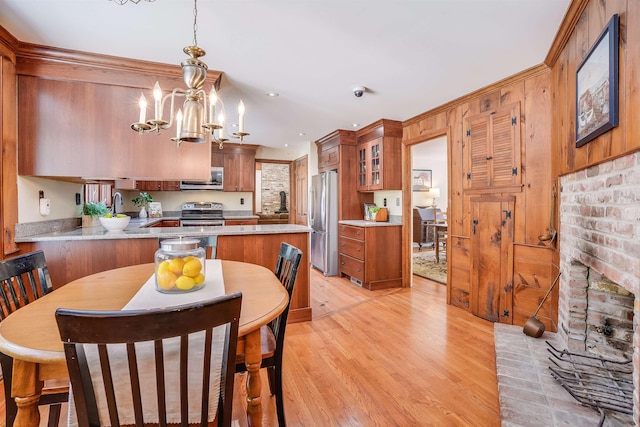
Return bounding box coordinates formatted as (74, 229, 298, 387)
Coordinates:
(369, 141, 381, 188)
(358, 145, 368, 188)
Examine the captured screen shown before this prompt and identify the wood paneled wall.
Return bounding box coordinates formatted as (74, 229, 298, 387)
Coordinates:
(550, 0, 640, 176)
(402, 67, 556, 321)
(0, 27, 19, 258)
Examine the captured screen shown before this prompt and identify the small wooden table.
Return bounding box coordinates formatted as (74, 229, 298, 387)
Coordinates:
(430, 223, 448, 263)
(0, 260, 288, 427)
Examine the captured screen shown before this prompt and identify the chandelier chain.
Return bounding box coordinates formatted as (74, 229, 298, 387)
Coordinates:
(192, 0, 198, 47)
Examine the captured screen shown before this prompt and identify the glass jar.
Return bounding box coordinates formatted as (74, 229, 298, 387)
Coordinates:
(154, 238, 206, 293)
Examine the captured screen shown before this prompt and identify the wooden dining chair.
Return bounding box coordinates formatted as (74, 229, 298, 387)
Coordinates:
(235, 242, 302, 427)
(0, 250, 69, 427)
(55, 292, 242, 427)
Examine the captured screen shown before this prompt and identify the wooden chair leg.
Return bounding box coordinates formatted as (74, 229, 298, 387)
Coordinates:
(47, 403, 62, 427)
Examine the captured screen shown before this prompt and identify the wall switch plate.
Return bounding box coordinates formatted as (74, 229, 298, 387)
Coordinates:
(383, 198, 387, 207)
(240, 198, 244, 205)
(75, 193, 81, 205)
(396, 197, 400, 206)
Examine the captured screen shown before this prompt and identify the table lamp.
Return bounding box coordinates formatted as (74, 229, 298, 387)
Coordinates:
(429, 188, 440, 208)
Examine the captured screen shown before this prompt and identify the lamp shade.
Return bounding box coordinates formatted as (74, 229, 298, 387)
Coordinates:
(429, 188, 440, 198)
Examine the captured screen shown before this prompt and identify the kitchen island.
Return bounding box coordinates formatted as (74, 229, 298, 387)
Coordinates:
(15, 221, 312, 323)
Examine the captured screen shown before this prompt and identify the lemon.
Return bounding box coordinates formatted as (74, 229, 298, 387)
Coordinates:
(193, 273, 205, 286)
(175, 275, 195, 291)
(104, 213, 113, 218)
(157, 260, 171, 275)
(182, 258, 202, 278)
(183, 256, 197, 264)
(168, 258, 185, 275)
(116, 214, 128, 218)
(157, 271, 177, 290)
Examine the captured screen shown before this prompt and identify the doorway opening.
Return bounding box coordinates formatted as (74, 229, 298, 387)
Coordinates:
(410, 136, 448, 285)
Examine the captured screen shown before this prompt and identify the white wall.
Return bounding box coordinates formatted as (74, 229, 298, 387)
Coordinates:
(18, 176, 84, 223)
(411, 136, 448, 211)
(373, 190, 402, 216)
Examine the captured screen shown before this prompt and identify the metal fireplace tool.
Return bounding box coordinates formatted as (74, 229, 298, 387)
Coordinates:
(547, 341, 633, 427)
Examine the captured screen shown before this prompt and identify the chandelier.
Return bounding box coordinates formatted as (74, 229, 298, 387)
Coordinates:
(129, 0, 249, 148)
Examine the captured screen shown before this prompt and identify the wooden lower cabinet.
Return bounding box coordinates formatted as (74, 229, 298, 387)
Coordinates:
(147, 220, 180, 227)
(216, 232, 311, 323)
(224, 219, 258, 226)
(338, 224, 401, 290)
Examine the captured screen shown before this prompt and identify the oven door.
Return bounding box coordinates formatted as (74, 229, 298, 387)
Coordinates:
(179, 220, 225, 227)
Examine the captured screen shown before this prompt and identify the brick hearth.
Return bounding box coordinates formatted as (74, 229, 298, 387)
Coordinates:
(494, 323, 633, 426)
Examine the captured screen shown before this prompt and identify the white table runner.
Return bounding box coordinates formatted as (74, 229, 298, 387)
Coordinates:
(69, 260, 227, 427)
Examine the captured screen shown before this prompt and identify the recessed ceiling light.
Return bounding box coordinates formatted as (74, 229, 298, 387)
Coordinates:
(266, 92, 279, 97)
(298, 132, 306, 136)
(352, 123, 360, 128)
(284, 144, 289, 147)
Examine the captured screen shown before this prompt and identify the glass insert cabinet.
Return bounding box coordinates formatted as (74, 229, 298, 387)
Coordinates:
(358, 137, 383, 191)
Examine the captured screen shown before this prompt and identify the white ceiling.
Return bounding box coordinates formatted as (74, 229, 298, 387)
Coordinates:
(0, 0, 571, 151)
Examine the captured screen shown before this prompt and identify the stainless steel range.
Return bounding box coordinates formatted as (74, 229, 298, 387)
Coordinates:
(179, 202, 225, 227)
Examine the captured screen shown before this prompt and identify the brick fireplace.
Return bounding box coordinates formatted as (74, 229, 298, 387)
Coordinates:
(558, 151, 640, 422)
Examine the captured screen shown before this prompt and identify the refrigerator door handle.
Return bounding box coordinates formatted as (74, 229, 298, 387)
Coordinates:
(309, 187, 315, 226)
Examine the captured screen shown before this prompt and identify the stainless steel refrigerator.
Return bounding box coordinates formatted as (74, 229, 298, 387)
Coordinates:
(309, 170, 338, 276)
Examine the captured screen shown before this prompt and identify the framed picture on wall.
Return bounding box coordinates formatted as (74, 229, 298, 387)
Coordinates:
(576, 14, 619, 148)
(412, 169, 432, 191)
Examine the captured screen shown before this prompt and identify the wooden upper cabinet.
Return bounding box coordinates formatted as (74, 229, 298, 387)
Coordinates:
(220, 143, 257, 192)
(464, 102, 521, 191)
(316, 129, 372, 220)
(16, 49, 218, 181)
(355, 119, 402, 192)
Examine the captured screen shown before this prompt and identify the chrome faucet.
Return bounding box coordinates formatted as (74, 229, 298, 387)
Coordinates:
(112, 192, 123, 216)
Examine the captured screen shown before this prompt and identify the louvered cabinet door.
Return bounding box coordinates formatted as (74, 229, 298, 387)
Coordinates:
(490, 103, 521, 188)
(466, 115, 490, 189)
(464, 102, 521, 191)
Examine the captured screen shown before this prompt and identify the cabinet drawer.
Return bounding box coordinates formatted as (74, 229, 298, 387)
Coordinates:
(339, 225, 364, 241)
(339, 254, 364, 282)
(339, 237, 364, 261)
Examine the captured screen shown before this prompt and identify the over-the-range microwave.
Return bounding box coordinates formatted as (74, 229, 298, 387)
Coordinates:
(180, 167, 224, 190)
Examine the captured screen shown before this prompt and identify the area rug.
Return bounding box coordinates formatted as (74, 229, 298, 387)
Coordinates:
(413, 250, 447, 284)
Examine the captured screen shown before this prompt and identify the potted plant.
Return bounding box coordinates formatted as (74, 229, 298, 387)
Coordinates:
(82, 201, 109, 228)
(132, 192, 153, 218)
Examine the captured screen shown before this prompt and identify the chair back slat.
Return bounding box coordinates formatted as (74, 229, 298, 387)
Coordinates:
(0, 251, 54, 320)
(96, 345, 119, 427)
(56, 292, 242, 427)
(153, 340, 167, 427)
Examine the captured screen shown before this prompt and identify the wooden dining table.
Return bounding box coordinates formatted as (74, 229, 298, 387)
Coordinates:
(0, 260, 288, 427)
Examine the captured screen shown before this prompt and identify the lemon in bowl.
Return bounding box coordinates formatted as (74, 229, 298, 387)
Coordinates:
(99, 214, 131, 231)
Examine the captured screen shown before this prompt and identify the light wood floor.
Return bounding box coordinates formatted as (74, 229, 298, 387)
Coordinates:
(5, 259, 501, 427)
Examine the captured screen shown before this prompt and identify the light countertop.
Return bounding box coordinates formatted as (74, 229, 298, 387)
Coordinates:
(338, 220, 402, 227)
(15, 218, 310, 243)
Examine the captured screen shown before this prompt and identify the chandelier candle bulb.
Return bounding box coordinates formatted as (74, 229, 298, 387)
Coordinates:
(138, 94, 147, 123)
(217, 112, 225, 139)
(176, 109, 183, 139)
(209, 88, 217, 123)
(238, 101, 245, 132)
(153, 82, 162, 120)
